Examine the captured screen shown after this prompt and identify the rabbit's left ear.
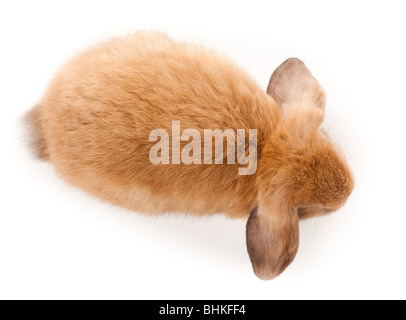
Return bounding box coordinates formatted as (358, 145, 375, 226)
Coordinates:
(267, 58, 325, 127)
(246, 192, 299, 280)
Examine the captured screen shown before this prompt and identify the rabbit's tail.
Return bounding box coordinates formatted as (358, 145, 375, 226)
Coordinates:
(22, 105, 48, 160)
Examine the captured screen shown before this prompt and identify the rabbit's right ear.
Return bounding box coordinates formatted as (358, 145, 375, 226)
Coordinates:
(267, 58, 325, 127)
(246, 191, 299, 280)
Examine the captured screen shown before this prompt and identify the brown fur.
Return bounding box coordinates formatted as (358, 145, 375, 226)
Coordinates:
(26, 32, 354, 280)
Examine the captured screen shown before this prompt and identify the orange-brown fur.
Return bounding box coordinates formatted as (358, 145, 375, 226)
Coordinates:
(26, 32, 354, 280)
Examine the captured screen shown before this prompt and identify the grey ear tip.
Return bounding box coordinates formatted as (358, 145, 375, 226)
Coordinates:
(269, 57, 306, 86)
(286, 57, 301, 61)
(284, 57, 305, 66)
(253, 266, 282, 281)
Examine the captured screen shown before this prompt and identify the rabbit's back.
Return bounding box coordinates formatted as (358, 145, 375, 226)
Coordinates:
(37, 32, 280, 217)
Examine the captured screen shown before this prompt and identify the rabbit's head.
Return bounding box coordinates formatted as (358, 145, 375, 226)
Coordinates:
(246, 58, 354, 280)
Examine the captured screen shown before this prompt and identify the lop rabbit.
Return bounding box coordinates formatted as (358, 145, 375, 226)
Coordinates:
(25, 32, 354, 279)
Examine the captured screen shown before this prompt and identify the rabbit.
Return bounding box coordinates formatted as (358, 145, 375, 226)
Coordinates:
(25, 31, 354, 280)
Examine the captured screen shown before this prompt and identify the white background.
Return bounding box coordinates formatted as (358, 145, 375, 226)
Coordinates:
(1, 0, 405, 300)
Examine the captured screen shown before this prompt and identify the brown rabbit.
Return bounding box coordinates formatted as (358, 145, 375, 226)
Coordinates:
(25, 31, 354, 280)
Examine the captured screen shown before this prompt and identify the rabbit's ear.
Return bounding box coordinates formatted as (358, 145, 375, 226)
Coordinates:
(246, 199, 299, 280)
(267, 58, 325, 126)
